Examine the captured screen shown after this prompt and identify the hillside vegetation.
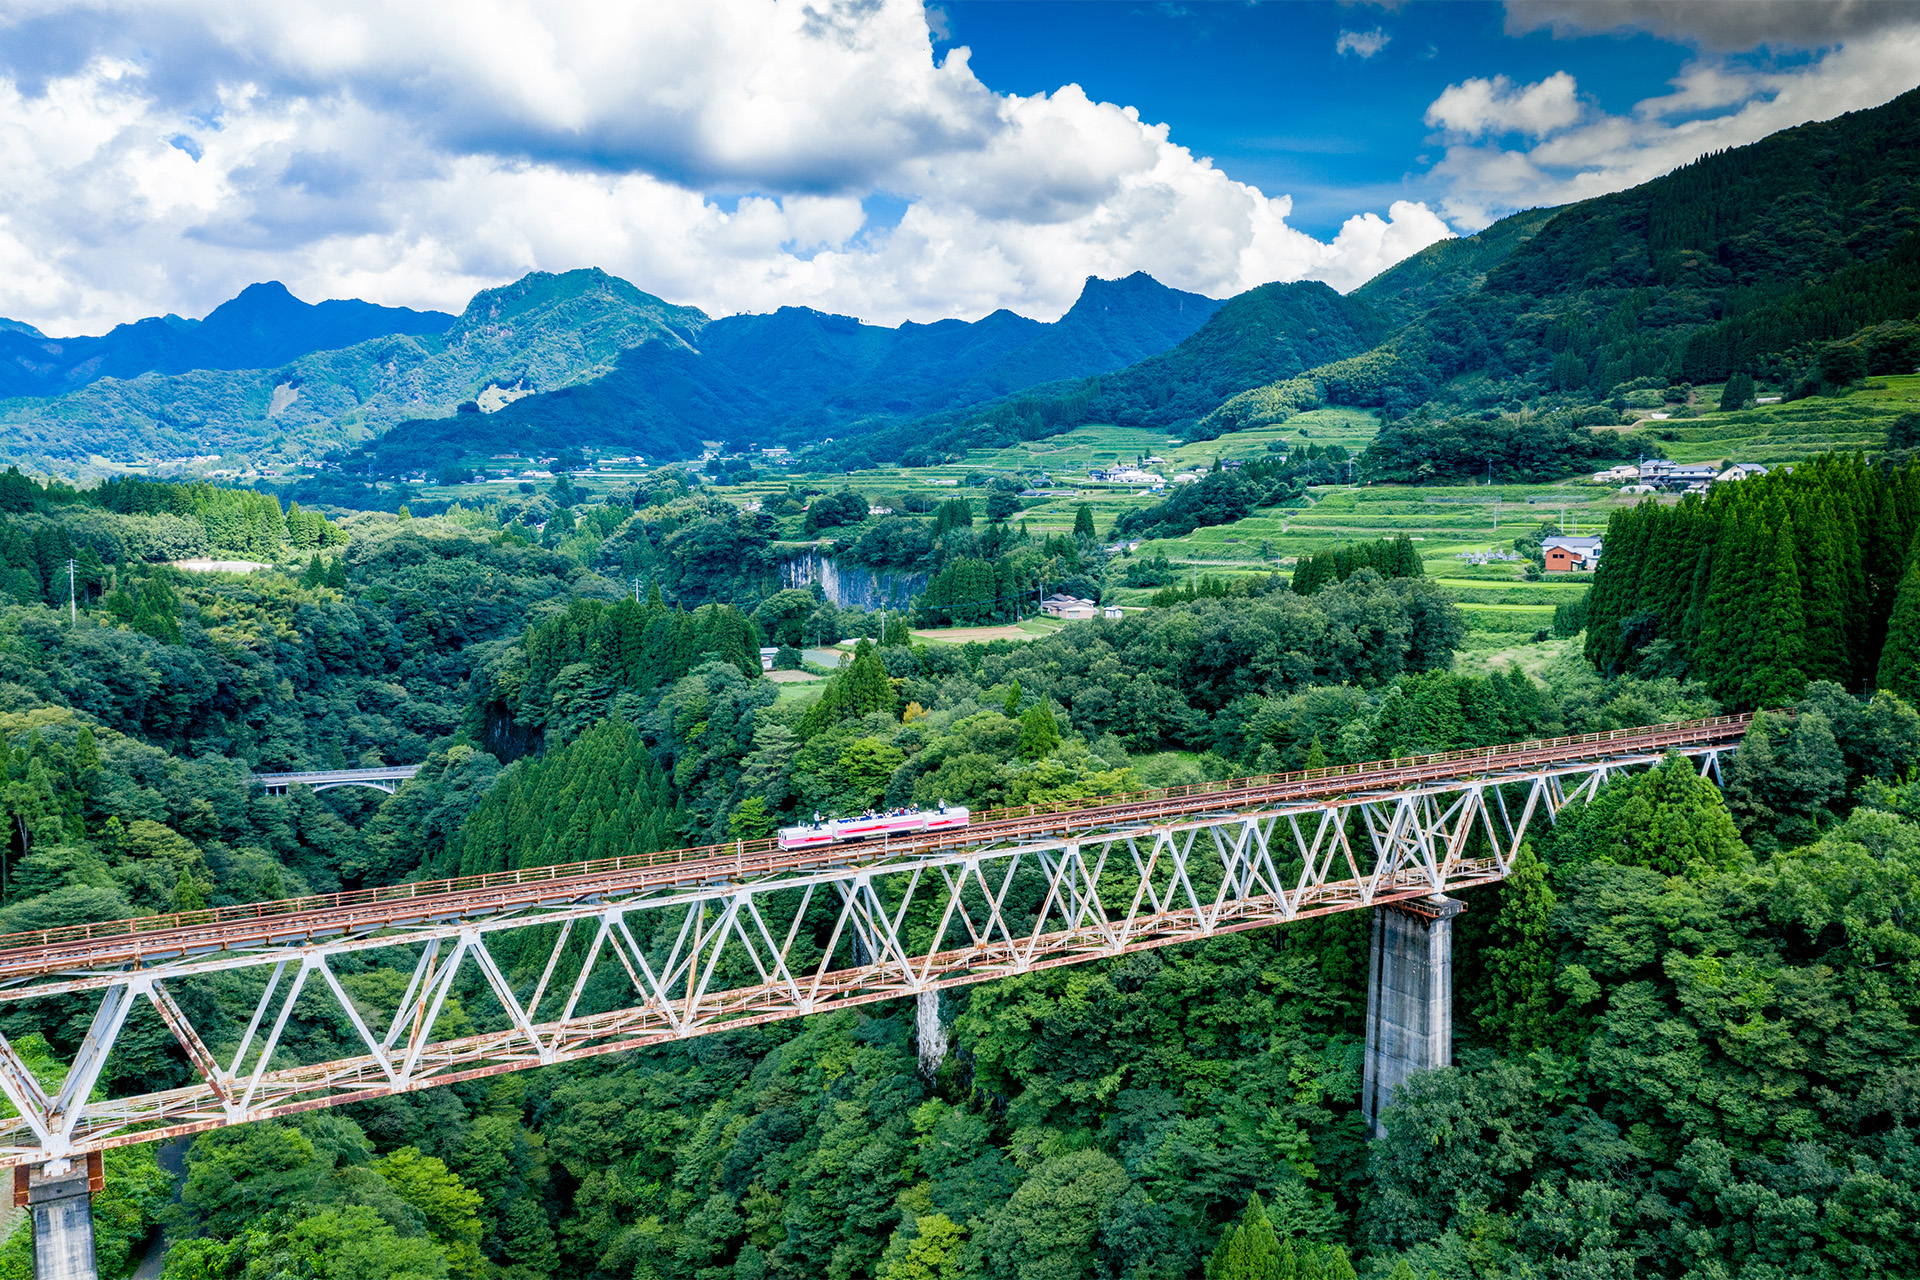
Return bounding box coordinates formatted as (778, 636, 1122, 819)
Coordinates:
(822, 281, 1390, 469)
(0, 270, 708, 471)
(0, 281, 452, 399)
(0, 271, 1224, 479)
(918, 85, 1920, 485)
(355, 272, 1226, 476)
(1301, 86, 1920, 426)
(0, 469, 1912, 1279)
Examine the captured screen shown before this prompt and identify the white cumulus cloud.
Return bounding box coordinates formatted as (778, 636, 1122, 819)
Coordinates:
(1335, 28, 1391, 58)
(1423, 29, 1920, 229)
(1424, 72, 1582, 139)
(0, 0, 1453, 336)
(1503, 0, 1916, 49)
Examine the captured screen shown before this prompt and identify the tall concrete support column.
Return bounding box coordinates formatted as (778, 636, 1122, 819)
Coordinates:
(1360, 895, 1464, 1136)
(24, 1157, 98, 1280)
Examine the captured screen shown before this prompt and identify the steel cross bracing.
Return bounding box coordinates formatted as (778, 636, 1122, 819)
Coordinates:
(0, 715, 1748, 1167)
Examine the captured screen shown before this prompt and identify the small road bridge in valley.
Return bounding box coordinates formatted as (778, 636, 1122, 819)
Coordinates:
(0, 715, 1752, 1278)
(251, 765, 421, 796)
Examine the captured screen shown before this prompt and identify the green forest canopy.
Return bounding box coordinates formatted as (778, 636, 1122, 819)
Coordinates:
(0, 459, 1911, 1280)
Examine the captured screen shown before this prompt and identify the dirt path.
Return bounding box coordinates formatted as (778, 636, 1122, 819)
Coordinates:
(912, 624, 1041, 643)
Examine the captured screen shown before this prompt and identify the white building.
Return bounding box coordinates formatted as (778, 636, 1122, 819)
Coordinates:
(1542, 535, 1603, 573)
(1040, 594, 1099, 620)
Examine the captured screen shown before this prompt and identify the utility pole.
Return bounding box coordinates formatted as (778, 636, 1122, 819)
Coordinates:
(68, 558, 76, 625)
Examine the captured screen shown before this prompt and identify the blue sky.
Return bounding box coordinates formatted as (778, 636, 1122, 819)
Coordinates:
(941, 1, 1711, 237)
(0, 0, 1911, 335)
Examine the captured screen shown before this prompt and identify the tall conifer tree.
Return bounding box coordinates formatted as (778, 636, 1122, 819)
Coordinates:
(1877, 547, 1920, 702)
(1476, 843, 1555, 1052)
(1794, 490, 1849, 684)
(1744, 511, 1809, 706)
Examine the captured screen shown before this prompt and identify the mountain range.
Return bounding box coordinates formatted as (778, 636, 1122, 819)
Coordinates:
(825, 82, 1920, 469)
(0, 282, 454, 399)
(352, 271, 1227, 474)
(0, 269, 1220, 473)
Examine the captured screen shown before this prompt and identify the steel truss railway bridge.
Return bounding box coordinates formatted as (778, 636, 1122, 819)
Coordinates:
(1, 714, 1752, 1278)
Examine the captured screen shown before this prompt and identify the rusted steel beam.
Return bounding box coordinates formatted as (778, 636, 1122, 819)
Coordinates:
(0, 715, 1752, 1168)
(0, 714, 1750, 981)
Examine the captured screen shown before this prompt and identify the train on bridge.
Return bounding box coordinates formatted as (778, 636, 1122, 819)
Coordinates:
(0, 713, 1754, 1200)
(778, 804, 970, 849)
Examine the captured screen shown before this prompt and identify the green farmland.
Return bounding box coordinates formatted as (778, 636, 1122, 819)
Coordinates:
(398, 378, 1916, 669)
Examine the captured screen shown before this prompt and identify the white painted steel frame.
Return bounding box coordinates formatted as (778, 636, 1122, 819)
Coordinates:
(0, 742, 1729, 1167)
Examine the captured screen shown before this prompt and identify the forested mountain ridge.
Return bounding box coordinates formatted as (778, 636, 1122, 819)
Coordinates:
(1234, 84, 1920, 431)
(822, 87, 1920, 471)
(697, 271, 1223, 417)
(15, 88, 1915, 484)
(0, 269, 1221, 478)
(817, 280, 1389, 468)
(0, 268, 709, 472)
(352, 272, 1225, 476)
(1349, 206, 1558, 324)
(0, 281, 454, 400)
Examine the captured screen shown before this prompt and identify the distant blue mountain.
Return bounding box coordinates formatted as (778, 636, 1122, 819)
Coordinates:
(0, 282, 454, 399)
(356, 272, 1226, 471)
(696, 271, 1224, 418)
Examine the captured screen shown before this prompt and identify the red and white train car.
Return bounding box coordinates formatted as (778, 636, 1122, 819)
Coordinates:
(777, 805, 970, 851)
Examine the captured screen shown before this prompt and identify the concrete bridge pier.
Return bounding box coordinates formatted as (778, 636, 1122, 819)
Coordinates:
(1360, 895, 1464, 1136)
(25, 1157, 98, 1280)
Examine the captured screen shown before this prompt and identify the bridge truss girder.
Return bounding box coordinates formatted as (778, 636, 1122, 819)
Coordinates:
(0, 744, 1728, 1167)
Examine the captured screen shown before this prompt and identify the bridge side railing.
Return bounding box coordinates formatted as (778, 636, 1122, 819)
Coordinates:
(0, 712, 1753, 955)
(251, 766, 421, 785)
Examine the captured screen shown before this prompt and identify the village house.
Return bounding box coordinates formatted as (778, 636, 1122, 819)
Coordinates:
(1040, 593, 1099, 620)
(1542, 534, 1603, 573)
(1639, 460, 1719, 491)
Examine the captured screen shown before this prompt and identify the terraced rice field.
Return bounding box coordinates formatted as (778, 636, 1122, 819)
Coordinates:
(403, 377, 1916, 670)
(1642, 373, 1920, 463)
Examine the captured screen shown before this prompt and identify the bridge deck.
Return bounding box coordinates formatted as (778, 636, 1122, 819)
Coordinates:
(251, 766, 421, 792)
(0, 714, 1749, 984)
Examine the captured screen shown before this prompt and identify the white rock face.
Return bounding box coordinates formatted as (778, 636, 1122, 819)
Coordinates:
(477, 381, 535, 412)
(916, 989, 947, 1077)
